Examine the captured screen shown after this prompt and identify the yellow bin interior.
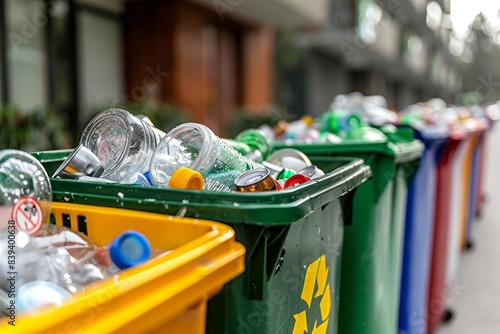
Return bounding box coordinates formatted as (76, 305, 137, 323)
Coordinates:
(0, 202, 245, 334)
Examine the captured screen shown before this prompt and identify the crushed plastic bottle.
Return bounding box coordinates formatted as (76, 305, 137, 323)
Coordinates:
(150, 123, 260, 192)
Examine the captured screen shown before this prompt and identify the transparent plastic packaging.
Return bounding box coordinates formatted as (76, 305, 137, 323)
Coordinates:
(0, 150, 52, 229)
(120, 172, 152, 186)
(150, 123, 259, 192)
(79, 109, 166, 181)
(0, 226, 153, 310)
(284, 116, 313, 138)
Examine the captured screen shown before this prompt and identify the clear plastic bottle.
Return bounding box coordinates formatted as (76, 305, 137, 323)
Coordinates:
(32, 225, 152, 276)
(283, 116, 314, 139)
(150, 123, 260, 192)
(1, 226, 152, 296)
(79, 109, 166, 181)
(0, 150, 52, 229)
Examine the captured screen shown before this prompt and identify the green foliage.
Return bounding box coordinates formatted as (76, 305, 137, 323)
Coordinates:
(0, 105, 71, 151)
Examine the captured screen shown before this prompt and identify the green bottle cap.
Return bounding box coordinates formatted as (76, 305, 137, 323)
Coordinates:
(235, 129, 271, 160)
(277, 168, 296, 180)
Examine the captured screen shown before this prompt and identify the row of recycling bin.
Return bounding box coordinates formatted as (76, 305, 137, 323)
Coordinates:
(1, 120, 493, 334)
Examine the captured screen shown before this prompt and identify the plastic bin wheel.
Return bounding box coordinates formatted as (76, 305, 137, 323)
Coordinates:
(443, 309, 454, 323)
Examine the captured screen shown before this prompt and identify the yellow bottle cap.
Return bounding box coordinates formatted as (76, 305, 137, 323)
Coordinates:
(169, 167, 205, 190)
(301, 115, 314, 126)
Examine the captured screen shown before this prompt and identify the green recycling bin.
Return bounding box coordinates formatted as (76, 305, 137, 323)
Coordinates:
(273, 127, 423, 334)
(33, 151, 370, 334)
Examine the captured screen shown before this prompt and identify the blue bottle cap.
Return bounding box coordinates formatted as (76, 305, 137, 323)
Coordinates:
(109, 231, 152, 270)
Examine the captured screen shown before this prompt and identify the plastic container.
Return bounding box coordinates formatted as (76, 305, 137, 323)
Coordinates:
(32, 151, 371, 333)
(79, 109, 166, 181)
(426, 131, 464, 333)
(397, 125, 448, 334)
(273, 128, 423, 334)
(0, 202, 245, 333)
(150, 123, 259, 192)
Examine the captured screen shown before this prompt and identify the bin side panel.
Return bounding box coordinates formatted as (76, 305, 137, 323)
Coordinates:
(427, 140, 460, 333)
(338, 177, 395, 334)
(446, 140, 469, 283)
(398, 145, 438, 334)
(466, 135, 481, 245)
(206, 199, 344, 334)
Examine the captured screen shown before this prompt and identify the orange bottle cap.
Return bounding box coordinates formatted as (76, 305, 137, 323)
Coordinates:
(169, 167, 204, 190)
(301, 115, 314, 126)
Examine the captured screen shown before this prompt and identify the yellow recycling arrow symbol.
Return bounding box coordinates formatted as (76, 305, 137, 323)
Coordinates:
(292, 255, 331, 334)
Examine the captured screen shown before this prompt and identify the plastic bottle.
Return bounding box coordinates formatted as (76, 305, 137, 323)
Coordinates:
(3, 227, 152, 294)
(282, 116, 314, 139)
(0, 228, 154, 315)
(316, 110, 363, 137)
(150, 123, 260, 192)
(18, 281, 72, 314)
(256, 124, 277, 141)
(0, 150, 52, 230)
(79, 109, 166, 181)
(34, 226, 151, 275)
(234, 129, 272, 162)
(221, 139, 253, 156)
(295, 128, 320, 143)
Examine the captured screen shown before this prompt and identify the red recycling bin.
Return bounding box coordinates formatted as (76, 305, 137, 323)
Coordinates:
(427, 130, 465, 333)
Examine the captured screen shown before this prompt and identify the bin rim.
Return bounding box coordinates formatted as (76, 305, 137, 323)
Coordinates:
(33, 150, 372, 226)
(273, 139, 424, 164)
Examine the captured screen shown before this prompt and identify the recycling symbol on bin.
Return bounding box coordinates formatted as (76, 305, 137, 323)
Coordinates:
(292, 254, 331, 334)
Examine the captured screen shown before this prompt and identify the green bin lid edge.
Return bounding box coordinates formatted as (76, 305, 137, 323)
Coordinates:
(34, 150, 371, 226)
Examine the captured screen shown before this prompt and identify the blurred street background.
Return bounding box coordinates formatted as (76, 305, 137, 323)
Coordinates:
(1, 0, 499, 149)
(436, 111, 500, 334)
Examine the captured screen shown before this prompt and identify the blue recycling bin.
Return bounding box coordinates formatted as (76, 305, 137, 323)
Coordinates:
(398, 125, 448, 334)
